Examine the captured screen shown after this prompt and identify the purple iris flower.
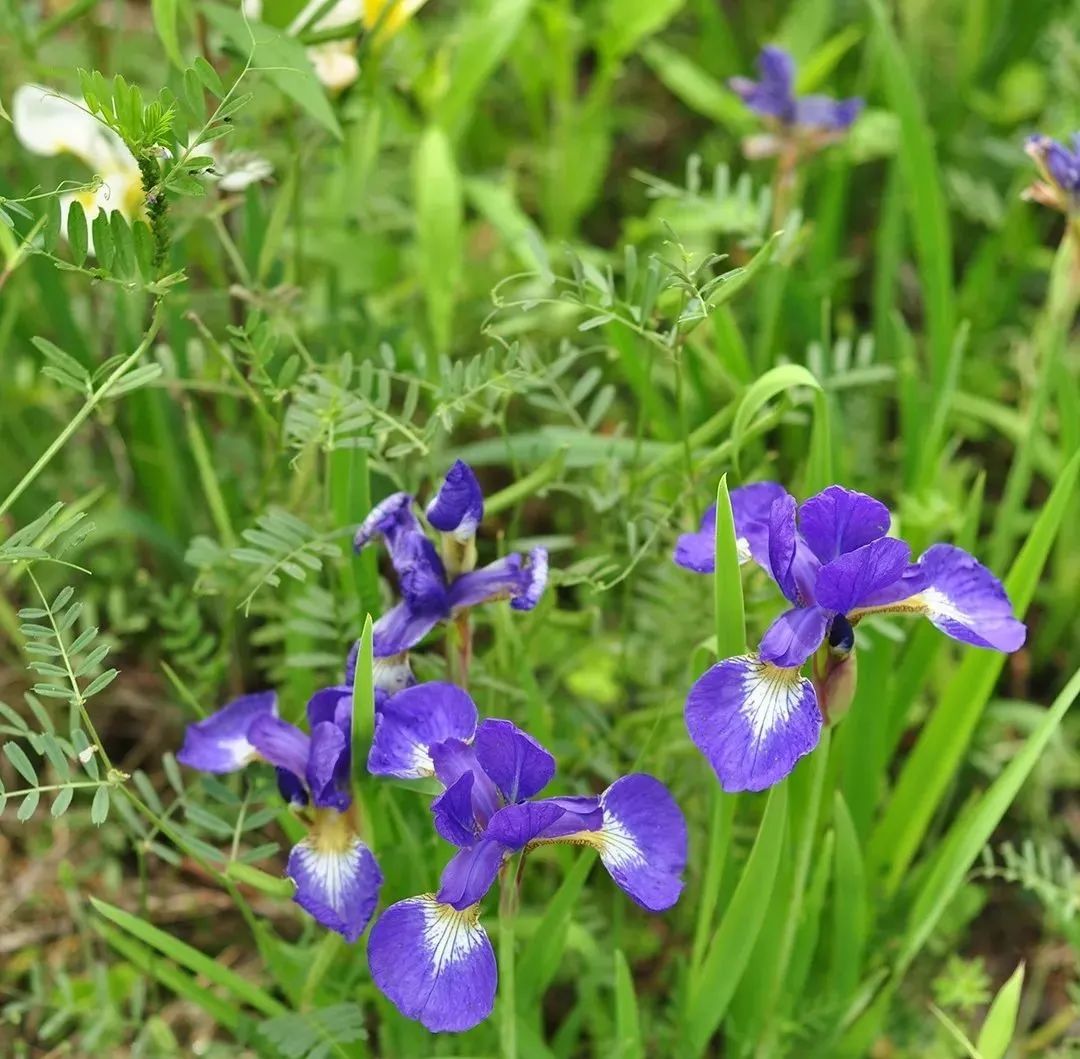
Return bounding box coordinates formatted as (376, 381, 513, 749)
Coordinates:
(177, 685, 382, 942)
(730, 45, 863, 133)
(677, 483, 1026, 792)
(1024, 133, 1080, 213)
(354, 460, 548, 658)
(365, 682, 687, 1033)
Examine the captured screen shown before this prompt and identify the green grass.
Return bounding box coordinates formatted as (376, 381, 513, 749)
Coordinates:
(1, 0, 1079, 1056)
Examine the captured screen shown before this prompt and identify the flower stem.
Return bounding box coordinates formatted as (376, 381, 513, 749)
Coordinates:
(449, 610, 473, 688)
(498, 859, 520, 1059)
(0, 304, 164, 520)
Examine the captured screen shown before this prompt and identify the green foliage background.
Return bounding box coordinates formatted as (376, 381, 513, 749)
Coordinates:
(1, 0, 1079, 1056)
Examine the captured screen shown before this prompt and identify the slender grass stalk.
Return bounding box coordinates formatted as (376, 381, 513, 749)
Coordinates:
(0, 304, 164, 520)
(498, 856, 524, 1059)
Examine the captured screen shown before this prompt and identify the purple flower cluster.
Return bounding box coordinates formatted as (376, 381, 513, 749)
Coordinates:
(1025, 133, 1080, 214)
(731, 46, 863, 135)
(354, 460, 548, 658)
(365, 682, 687, 1032)
(675, 483, 1025, 791)
(177, 684, 382, 942)
(174, 459, 686, 1035)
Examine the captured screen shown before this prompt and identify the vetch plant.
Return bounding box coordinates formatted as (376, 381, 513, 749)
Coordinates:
(12, 84, 146, 246)
(678, 484, 1026, 791)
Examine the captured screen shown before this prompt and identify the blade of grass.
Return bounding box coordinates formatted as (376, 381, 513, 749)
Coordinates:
(897, 664, 1080, 970)
(90, 897, 286, 1018)
(866, 0, 955, 390)
(613, 949, 644, 1059)
(680, 784, 789, 1057)
(976, 963, 1025, 1059)
(689, 475, 746, 976)
(870, 449, 1080, 892)
(95, 922, 251, 1037)
(730, 364, 823, 476)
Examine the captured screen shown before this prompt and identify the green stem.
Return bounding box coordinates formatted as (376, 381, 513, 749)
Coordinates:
(498, 860, 520, 1059)
(485, 447, 567, 517)
(0, 305, 164, 520)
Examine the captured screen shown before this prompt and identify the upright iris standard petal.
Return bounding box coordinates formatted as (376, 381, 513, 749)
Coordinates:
(446, 548, 549, 612)
(593, 775, 687, 912)
(247, 715, 311, 781)
(306, 722, 350, 811)
(432, 773, 480, 846)
(686, 656, 822, 792)
(729, 45, 796, 121)
(914, 544, 1026, 652)
(510, 547, 548, 611)
(436, 838, 506, 910)
(367, 682, 478, 778)
(812, 536, 912, 616)
(368, 896, 497, 1033)
(390, 532, 450, 615)
(1045, 137, 1080, 194)
(797, 485, 891, 564)
(355, 492, 450, 617)
(674, 504, 717, 573)
(757, 605, 831, 668)
(287, 812, 382, 943)
(177, 691, 278, 773)
(474, 718, 555, 803)
(673, 482, 788, 574)
(371, 600, 444, 657)
(430, 739, 500, 826)
(353, 492, 414, 551)
(426, 460, 485, 541)
(306, 685, 352, 733)
(767, 493, 802, 602)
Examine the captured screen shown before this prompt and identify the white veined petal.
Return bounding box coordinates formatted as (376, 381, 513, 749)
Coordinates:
(420, 897, 485, 975)
(215, 734, 259, 770)
(921, 587, 968, 625)
(740, 658, 805, 742)
(594, 809, 645, 871)
(293, 836, 365, 916)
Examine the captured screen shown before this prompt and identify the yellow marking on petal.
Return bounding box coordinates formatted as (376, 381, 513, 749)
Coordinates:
(310, 808, 356, 853)
(848, 594, 929, 622)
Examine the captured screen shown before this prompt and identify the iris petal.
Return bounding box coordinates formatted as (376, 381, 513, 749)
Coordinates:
(436, 838, 506, 910)
(426, 460, 484, 541)
(797, 485, 891, 564)
(594, 774, 687, 912)
(177, 691, 278, 774)
(474, 718, 555, 804)
(367, 682, 478, 779)
(758, 605, 831, 668)
(685, 655, 822, 791)
(371, 600, 445, 657)
(368, 896, 496, 1033)
(247, 714, 310, 781)
(915, 544, 1026, 652)
(813, 537, 911, 616)
(287, 821, 382, 942)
